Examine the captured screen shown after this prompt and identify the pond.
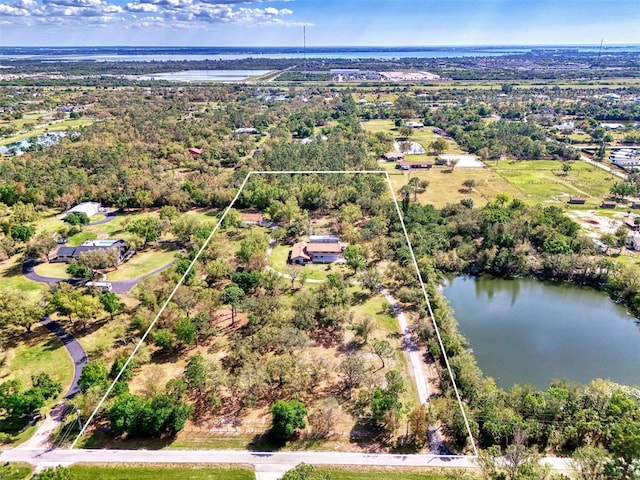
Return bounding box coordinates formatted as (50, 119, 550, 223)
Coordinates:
(134, 70, 271, 82)
(443, 276, 640, 390)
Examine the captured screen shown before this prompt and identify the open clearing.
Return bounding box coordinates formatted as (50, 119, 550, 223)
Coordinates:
(490, 159, 616, 206)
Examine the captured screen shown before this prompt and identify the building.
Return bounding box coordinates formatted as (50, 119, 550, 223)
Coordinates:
(624, 216, 640, 231)
(241, 212, 268, 227)
(600, 201, 617, 209)
(395, 161, 433, 170)
(568, 197, 586, 204)
(66, 202, 101, 219)
(405, 121, 425, 129)
(188, 147, 203, 156)
(53, 239, 134, 264)
(382, 152, 405, 161)
(601, 123, 625, 130)
(290, 235, 345, 264)
(626, 233, 640, 251)
(235, 127, 260, 134)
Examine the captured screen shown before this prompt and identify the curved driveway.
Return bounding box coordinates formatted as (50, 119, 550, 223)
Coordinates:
(40, 317, 87, 398)
(22, 258, 175, 294)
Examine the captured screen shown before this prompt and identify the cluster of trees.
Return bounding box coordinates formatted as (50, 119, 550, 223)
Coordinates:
(0, 373, 62, 439)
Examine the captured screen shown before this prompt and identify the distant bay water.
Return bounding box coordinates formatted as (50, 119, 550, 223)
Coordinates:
(1, 45, 639, 62)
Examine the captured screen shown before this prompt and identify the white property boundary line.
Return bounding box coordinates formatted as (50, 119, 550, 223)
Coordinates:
(71, 169, 478, 456)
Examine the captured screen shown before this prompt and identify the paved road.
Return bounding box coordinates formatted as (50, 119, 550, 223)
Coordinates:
(1, 448, 477, 470)
(581, 155, 627, 180)
(0, 448, 574, 476)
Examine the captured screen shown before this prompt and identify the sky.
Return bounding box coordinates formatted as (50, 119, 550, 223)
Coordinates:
(1, 0, 639, 47)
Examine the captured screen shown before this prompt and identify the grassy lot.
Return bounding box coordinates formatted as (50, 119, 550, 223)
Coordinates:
(33, 262, 71, 278)
(489, 159, 617, 207)
(318, 466, 451, 479)
(68, 465, 254, 480)
(0, 462, 32, 479)
(107, 247, 177, 281)
(0, 326, 74, 390)
(68, 230, 98, 246)
(381, 163, 520, 208)
(0, 255, 44, 299)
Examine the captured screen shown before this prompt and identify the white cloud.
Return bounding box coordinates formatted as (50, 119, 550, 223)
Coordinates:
(0, 0, 300, 28)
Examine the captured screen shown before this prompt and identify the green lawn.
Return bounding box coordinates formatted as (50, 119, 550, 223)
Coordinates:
(33, 262, 71, 279)
(0, 255, 44, 299)
(0, 462, 32, 479)
(361, 119, 464, 155)
(0, 329, 74, 392)
(68, 465, 254, 480)
(490, 159, 617, 206)
(318, 467, 450, 479)
(68, 231, 98, 246)
(381, 163, 520, 209)
(107, 247, 177, 281)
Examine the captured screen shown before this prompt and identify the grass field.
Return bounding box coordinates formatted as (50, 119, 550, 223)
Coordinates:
(362, 119, 464, 156)
(0, 462, 32, 479)
(68, 230, 98, 246)
(33, 262, 71, 278)
(0, 326, 74, 391)
(0, 255, 44, 299)
(68, 465, 254, 480)
(490, 159, 617, 206)
(107, 247, 177, 281)
(318, 466, 451, 479)
(381, 163, 520, 208)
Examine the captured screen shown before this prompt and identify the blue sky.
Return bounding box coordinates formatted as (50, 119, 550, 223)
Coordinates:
(1, 0, 639, 47)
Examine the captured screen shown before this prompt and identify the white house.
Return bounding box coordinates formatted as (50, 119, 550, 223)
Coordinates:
(601, 123, 625, 130)
(66, 202, 101, 219)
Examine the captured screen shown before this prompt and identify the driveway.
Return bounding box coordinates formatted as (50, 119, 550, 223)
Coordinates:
(22, 258, 175, 294)
(88, 210, 120, 226)
(40, 317, 87, 398)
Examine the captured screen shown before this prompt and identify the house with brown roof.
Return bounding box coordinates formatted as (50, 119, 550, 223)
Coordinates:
(601, 200, 617, 209)
(241, 212, 265, 226)
(290, 235, 345, 264)
(568, 197, 586, 204)
(188, 147, 203, 157)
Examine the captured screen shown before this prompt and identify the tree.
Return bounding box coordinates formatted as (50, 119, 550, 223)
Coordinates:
(78, 360, 108, 394)
(372, 338, 393, 369)
(270, 399, 307, 441)
(25, 234, 58, 261)
(343, 244, 367, 274)
(64, 212, 89, 226)
(153, 329, 175, 352)
(220, 283, 245, 325)
(100, 291, 124, 321)
(9, 224, 35, 242)
(571, 446, 611, 480)
(31, 373, 62, 400)
(286, 264, 302, 290)
(610, 181, 636, 201)
(174, 317, 196, 346)
(159, 205, 180, 225)
(430, 138, 447, 154)
(127, 217, 161, 247)
(561, 162, 573, 176)
(353, 315, 376, 344)
(339, 354, 368, 398)
(281, 463, 331, 480)
(371, 370, 405, 431)
(462, 179, 477, 193)
(0, 289, 43, 332)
